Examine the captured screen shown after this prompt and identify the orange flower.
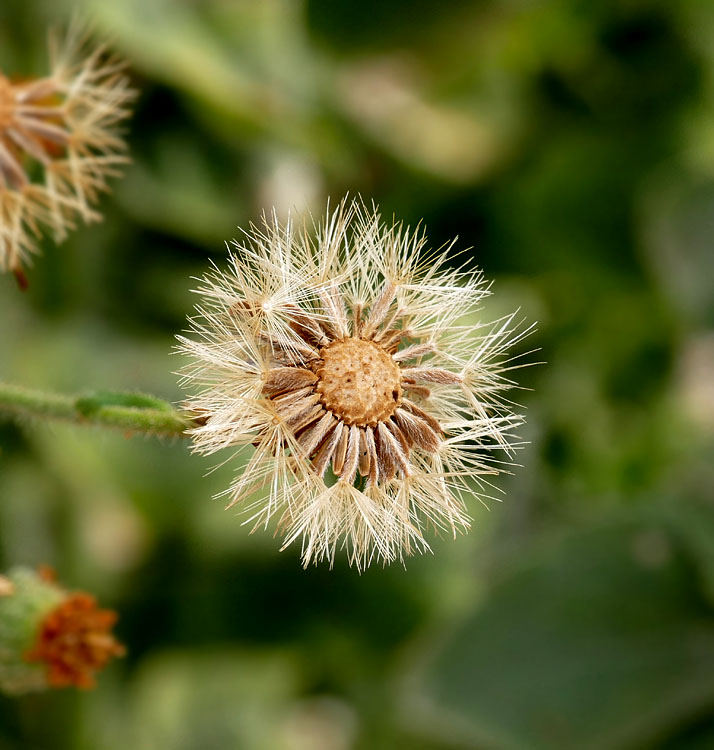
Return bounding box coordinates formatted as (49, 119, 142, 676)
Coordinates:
(24, 592, 125, 689)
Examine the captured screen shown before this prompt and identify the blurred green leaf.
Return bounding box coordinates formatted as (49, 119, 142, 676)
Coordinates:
(129, 649, 308, 750)
(410, 507, 714, 750)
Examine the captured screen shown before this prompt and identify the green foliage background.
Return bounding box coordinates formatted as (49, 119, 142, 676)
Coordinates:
(1, 0, 714, 748)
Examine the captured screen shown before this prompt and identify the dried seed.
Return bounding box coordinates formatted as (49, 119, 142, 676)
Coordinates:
(263, 367, 318, 396)
(312, 422, 343, 477)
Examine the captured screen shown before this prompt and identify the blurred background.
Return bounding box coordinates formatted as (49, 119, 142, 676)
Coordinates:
(1, 0, 714, 748)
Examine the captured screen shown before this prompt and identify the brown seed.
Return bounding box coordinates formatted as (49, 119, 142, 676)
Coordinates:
(263, 367, 318, 396)
(273, 391, 320, 420)
(400, 380, 432, 399)
(374, 423, 396, 482)
(271, 386, 314, 409)
(352, 303, 364, 337)
(364, 426, 379, 486)
(285, 403, 325, 433)
(312, 422, 344, 477)
(363, 281, 397, 338)
(380, 328, 412, 353)
(257, 332, 318, 363)
(385, 418, 410, 456)
(402, 399, 443, 436)
(400, 367, 462, 385)
(378, 421, 410, 477)
(318, 282, 349, 339)
(393, 408, 441, 453)
(340, 425, 361, 484)
(297, 411, 336, 457)
(332, 423, 349, 475)
(358, 428, 371, 477)
(285, 304, 330, 346)
(393, 342, 436, 362)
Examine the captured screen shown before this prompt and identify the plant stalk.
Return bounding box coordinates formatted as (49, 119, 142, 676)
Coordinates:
(0, 382, 197, 437)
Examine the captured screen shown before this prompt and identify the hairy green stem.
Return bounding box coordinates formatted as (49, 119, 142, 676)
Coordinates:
(0, 382, 196, 437)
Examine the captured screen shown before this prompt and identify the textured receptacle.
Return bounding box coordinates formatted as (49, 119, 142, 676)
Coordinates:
(316, 338, 402, 426)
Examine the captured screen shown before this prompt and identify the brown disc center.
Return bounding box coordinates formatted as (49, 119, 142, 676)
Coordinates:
(315, 338, 402, 426)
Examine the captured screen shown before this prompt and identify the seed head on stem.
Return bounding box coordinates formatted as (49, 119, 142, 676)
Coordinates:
(179, 197, 533, 570)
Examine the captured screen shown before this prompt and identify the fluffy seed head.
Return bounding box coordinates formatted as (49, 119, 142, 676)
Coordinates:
(178, 197, 533, 570)
(0, 22, 135, 281)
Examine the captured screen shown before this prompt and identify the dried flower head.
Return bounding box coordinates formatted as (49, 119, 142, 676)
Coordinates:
(179, 198, 532, 569)
(0, 23, 135, 285)
(24, 591, 125, 689)
(0, 567, 124, 694)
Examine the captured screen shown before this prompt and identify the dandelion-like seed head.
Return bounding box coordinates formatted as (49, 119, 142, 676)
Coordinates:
(0, 23, 135, 281)
(179, 198, 532, 570)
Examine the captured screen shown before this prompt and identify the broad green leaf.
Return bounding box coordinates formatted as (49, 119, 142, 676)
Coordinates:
(409, 510, 714, 750)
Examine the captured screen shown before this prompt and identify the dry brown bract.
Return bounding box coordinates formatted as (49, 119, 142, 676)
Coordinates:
(179, 198, 533, 569)
(0, 24, 135, 284)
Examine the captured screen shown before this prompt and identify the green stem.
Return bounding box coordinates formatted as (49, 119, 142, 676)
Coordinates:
(0, 382, 197, 437)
